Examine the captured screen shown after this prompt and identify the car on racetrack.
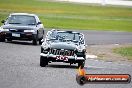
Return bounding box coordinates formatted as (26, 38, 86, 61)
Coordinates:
(40, 29, 86, 68)
(1, 13, 44, 45)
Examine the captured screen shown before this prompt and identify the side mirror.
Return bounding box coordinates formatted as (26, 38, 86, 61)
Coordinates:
(41, 39, 44, 42)
(1, 20, 5, 23)
(37, 22, 41, 25)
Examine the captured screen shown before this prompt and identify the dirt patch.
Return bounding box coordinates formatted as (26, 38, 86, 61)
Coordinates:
(86, 44, 132, 63)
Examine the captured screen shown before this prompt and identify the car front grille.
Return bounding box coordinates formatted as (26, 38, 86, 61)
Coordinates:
(49, 49, 74, 56)
(10, 29, 24, 32)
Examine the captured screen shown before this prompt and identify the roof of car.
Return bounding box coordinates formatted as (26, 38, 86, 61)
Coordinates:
(50, 29, 80, 34)
(10, 13, 37, 16)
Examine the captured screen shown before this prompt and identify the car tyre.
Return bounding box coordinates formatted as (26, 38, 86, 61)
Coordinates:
(39, 39, 42, 45)
(33, 38, 37, 45)
(7, 38, 12, 42)
(78, 61, 85, 68)
(0, 37, 5, 42)
(40, 56, 48, 67)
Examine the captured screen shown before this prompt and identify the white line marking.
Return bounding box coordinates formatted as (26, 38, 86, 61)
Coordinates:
(85, 65, 118, 70)
(114, 44, 119, 45)
(118, 64, 131, 67)
(86, 54, 98, 59)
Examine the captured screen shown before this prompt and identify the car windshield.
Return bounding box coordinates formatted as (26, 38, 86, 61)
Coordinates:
(7, 15, 36, 26)
(47, 31, 81, 43)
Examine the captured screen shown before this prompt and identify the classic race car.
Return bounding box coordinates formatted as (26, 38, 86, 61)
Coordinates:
(40, 29, 86, 68)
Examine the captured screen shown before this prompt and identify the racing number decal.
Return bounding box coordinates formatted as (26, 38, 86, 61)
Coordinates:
(56, 56, 68, 61)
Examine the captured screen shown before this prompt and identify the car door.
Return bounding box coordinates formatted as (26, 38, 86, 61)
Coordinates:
(35, 16, 44, 39)
(37, 22, 44, 39)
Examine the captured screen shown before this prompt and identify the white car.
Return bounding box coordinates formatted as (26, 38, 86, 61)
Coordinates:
(1, 13, 45, 45)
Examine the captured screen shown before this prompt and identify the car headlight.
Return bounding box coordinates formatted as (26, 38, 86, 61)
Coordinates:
(3, 29, 9, 32)
(24, 30, 35, 32)
(78, 49, 83, 52)
(76, 45, 83, 52)
(41, 47, 50, 53)
(76, 45, 86, 52)
(0, 27, 2, 32)
(42, 43, 50, 50)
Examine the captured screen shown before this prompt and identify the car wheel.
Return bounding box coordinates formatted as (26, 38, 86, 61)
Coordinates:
(0, 37, 5, 42)
(40, 56, 48, 67)
(39, 31, 44, 45)
(33, 39, 37, 45)
(7, 38, 12, 42)
(39, 39, 42, 45)
(78, 61, 85, 68)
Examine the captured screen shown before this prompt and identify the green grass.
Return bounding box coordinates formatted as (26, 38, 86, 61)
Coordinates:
(113, 46, 132, 60)
(0, 0, 132, 31)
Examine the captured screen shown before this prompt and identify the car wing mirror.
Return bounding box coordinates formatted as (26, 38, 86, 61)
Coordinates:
(1, 20, 5, 23)
(37, 22, 42, 25)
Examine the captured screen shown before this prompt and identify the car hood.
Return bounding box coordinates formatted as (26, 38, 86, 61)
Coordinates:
(50, 42, 77, 50)
(1, 24, 36, 30)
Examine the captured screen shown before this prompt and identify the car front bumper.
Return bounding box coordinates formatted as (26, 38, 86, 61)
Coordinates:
(40, 53, 85, 63)
(5, 32, 37, 41)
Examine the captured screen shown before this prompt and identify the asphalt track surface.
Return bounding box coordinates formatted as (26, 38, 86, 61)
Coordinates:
(75, 30, 132, 45)
(0, 30, 132, 88)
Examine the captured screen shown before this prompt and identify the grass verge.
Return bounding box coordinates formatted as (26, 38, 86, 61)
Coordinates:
(0, 0, 132, 31)
(113, 46, 132, 60)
